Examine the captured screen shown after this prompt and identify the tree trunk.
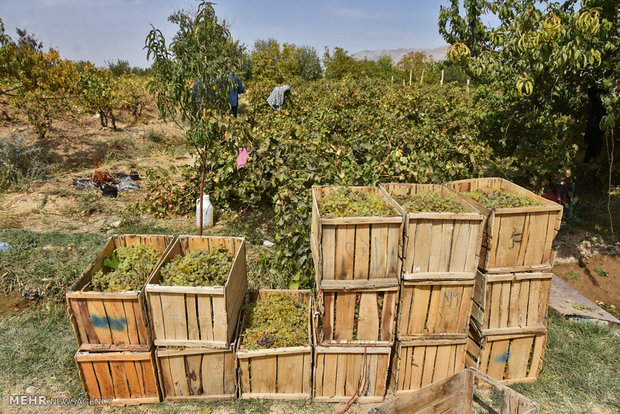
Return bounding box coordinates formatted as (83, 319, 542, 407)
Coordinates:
(198, 151, 207, 235)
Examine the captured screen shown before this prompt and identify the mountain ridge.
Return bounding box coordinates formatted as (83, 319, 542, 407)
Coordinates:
(352, 46, 448, 63)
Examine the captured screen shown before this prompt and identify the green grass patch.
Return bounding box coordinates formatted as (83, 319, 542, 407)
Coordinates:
(512, 312, 620, 413)
(0, 230, 106, 302)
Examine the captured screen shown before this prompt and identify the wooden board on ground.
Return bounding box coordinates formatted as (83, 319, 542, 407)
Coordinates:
(145, 236, 247, 349)
(75, 349, 160, 405)
(380, 183, 483, 280)
(237, 289, 313, 400)
(313, 346, 391, 403)
(311, 186, 404, 288)
(444, 178, 562, 274)
(156, 346, 236, 401)
(369, 367, 538, 414)
(66, 234, 174, 352)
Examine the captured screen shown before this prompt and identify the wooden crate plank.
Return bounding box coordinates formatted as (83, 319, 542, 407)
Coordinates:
(438, 221, 454, 272)
(321, 226, 336, 280)
(239, 358, 251, 394)
(92, 361, 114, 398)
(149, 293, 165, 342)
(489, 282, 502, 329)
(186, 295, 199, 341)
(211, 295, 228, 342)
(322, 293, 334, 341)
(69, 299, 91, 345)
(80, 362, 101, 399)
(397, 345, 409, 391)
(381, 290, 397, 342)
(527, 279, 542, 327)
(335, 225, 355, 280)
(427, 221, 443, 273)
(159, 356, 174, 398)
(197, 295, 214, 341)
(408, 285, 432, 335)
(105, 300, 130, 346)
(357, 293, 379, 341)
(518, 279, 531, 327)
(302, 353, 312, 394)
(110, 360, 131, 399)
(437, 286, 464, 333)
(449, 222, 469, 273)
(123, 361, 143, 398)
(375, 353, 389, 397)
(456, 286, 473, 335)
(335, 353, 347, 396)
(344, 353, 362, 396)
(186, 354, 203, 396)
(224, 351, 235, 394)
(409, 345, 426, 390)
(486, 339, 510, 380)
(506, 336, 534, 380)
(403, 221, 417, 274)
(386, 224, 401, 278)
(250, 356, 276, 394)
(169, 355, 190, 397)
(433, 345, 453, 383)
(424, 286, 442, 334)
(398, 283, 414, 335)
(354, 224, 371, 280)
(314, 353, 325, 397)
(421, 346, 437, 387)
(277, 354, 301, 394)
(523, 212, 547, 266)
(141, 358, 159, 397)
(87, 300, 112, 344)
(334, 292, 355, 342)
(499, 281, 511, 328)
(161, 293, 187, 341)
(528, 334, 546, 379)
(413, 220, 432, 272)
(202, 352, 224, 395)
(369, 224, 388, 279)
(507, 280, 522, 327)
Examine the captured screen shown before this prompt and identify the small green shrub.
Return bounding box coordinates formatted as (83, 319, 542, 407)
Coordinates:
(0, 133, 49, 192)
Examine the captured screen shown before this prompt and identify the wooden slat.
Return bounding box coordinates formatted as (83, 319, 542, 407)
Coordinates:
(506, 336, 534, 380)
(344, 353, 362, 396)
(486, 339, 510, 380)
(105, 300, 130, 345)
(169, 355, 189, 396)
(335, 224, 355, 280)
(407, 285, 432, 335)
(334, 292, 355, 341)
(277, 354, 300, 394)
(335, 353, 347, 396)
(527, 279, 541, 327)
(421, 346, 437, 387)
(92, 361, 114, 398)
(369, 224, 388, 278)
(239, 358, 250, 394)
(381, 291, 397, 342)
(424, 286, 442, 334)
(202, 352, 224, 395)
(357, 293, 379, 341)
(321, 226, 336, 280)
(211, 295, 228, 342)
(80, 362, 100, 399)
(123, 361, 143, 398)
(185, 354, 203, 396)
(250, 356, 276, 394)
(197, 295, 214, 341)
(433, 345, 453, 383)
(354, 224, 371, 280)
(186, 295, 199, 341)
(87, 300, 112, 344)
(161, 293, 187, 341)
(414, 220, 432, 273)
(322, 293, 333, 341)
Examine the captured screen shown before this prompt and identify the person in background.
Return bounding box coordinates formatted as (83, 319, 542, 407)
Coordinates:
(226, 61, 245, 118)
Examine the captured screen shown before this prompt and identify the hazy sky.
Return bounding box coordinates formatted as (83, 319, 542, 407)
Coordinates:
(0, 0, 448, 68)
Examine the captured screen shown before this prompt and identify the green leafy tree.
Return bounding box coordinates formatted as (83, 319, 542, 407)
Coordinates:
(251, 38, 283, 82)
(439, 0, 619, 189)
(77, 63, 122, 128)
(297, 45, 322, 81)
(323, 47, 359, 79)
(397, 51, 432, 83)
(145, 1, 245, 234)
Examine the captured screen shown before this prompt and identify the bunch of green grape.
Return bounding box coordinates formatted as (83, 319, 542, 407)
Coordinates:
(393, 191, 466, 213)
(319, 188, 395, 217)
(91, 244, 160, 292)
(160, 246, 232, 287)
(464, 188, 543, 209)
(241, 293, 309, 350)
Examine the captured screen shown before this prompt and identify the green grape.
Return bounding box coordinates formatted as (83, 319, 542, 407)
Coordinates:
(393, 191, 466, 213)
(319, 188, 396, 217)
(241, 293, 309, 350)
(160, 246, 233, 287)
(464, 188, 543, 209)
(91, 244, 160, 292)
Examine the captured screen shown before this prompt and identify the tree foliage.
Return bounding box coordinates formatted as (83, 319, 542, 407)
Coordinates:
(439, 0, 619, 186)
(250, 39, 321, 83)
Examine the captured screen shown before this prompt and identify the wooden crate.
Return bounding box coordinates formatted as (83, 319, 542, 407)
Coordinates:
(394, 338, 467, 394)
(66, 234, 174, 352)
(444, 178, 562, 273)
(370, 368, 539, 414)
(317, 284, 399, 346)
(145, 236, 247, 348)
(75, 349, 160, 405)
(398, 278, 474, 339)
(237, 290, 313, 400)
(313, 346, 391, 403)
(156, 346, 236, 402)
(466, 326, 547, 385)
(311, 186, 404, 289)
(471, 270, 553, 334)
(380, 183, 484, 280)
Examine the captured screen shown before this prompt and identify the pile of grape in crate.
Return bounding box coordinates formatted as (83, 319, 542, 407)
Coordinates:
(92, 244, 160, 292)
(464, 188, 543, 209)
(160, 246, 233, 287)
(240, 293, 309, 350)
(319, 187, 396, 217)
(392, 191, 465, 213)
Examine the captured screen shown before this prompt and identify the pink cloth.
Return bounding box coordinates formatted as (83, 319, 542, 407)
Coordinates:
(236, 148, 252, 170)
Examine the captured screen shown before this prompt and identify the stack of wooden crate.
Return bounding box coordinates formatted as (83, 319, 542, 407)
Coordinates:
(310, 186, 402, 403)
(380, 184, 485, 395)
(145, 236, 247, 402)
(445, 178, 562, 385)
(66, 234, 174, 405)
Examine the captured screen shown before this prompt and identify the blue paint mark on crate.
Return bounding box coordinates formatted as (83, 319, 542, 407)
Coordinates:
(495, 351, 510, 363)
(92, 314, 127, 331)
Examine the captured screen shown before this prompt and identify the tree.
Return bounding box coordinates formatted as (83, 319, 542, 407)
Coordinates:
(251, 38, 282, 82)
(250, 39, 322, 83)
(0, 22, 78, 138)
(397, 51, 431, 83)
(439, 0, 619, 189)
(297, 45, 321, 81)
(323, 47, 359, 79)
(145, 1, 245, 234)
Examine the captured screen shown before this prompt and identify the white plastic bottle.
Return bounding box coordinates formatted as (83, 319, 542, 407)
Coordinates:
(196, 194, 214, 228)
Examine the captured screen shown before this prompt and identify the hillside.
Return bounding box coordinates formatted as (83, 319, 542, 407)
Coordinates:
(352, 46, 448, 63)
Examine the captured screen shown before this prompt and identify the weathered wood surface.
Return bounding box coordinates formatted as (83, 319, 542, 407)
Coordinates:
(311, 186, 404, 288)
(66, 234, 174, 352)
(445, 178, 562, 273)
(145, 236, 247, 348)
(75, 349, 160, 405)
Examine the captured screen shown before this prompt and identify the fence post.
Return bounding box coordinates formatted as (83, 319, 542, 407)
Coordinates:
(409, 69, 412, 86)
(466, 79, 470, 92)
(440, 69, 444, 86)
(420, 69, 425, 85)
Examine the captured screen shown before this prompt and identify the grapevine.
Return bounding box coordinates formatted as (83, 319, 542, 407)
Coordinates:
(160, 246, 232, 287)
(91, 244, 160, 292)
(393, 191, 465, 213)
(319, 188, 396, 217)
(241, 293, 309, 350)
(464, 188, 543, 209)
